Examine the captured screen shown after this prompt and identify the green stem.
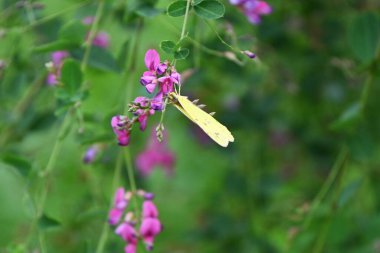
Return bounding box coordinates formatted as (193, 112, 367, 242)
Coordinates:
(303, 146, 349, 229)
(25, 0, 36, 24)
(26, 111, 72, 251)
(180, 0, 192, 41)
(81, 0, 105, 72)
(124, 149, 140, 218)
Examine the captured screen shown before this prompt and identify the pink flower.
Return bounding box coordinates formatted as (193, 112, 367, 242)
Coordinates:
(145, 49, 160, 72)
(133, 97, 155, 131)
(111, 115, 131, 146)
(92, 32, 110, 48)
(109, 208, 124, 225)
(157, 76, 175, 94)
(140, 218, 162, 251)
(140, 71, 158, 93)
(136, 130, 175, 176)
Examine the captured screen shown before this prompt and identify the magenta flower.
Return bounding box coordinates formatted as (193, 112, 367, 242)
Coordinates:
(157, 76, 175, 94)
(230, 0, 272, 24)
(136, 130, 175, 176)
(140, 49, 161, 93)
(140, 218, 162, 251)
(51, 51, 69, 66)
(133, 97, 155, 131)
(111, 115, 131, 146)
(125, 244, 137, 253)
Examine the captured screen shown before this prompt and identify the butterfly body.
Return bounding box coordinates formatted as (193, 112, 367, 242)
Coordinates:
(169, 92, 234, 147)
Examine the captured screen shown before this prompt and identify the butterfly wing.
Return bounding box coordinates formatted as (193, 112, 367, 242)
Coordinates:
(173, 93, 234, 147)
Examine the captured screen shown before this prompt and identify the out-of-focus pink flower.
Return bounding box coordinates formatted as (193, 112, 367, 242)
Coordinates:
(82, 16, 95, 25)
(51, 51, 69, 66)
(108, 187, 129, 225)
(116, 221, 137, 243)
(140, 217, 162, 251)
(230, 0, 272, 24)
(92, 32, 110, 48)
(142, 200, 159, 218)
(46, 51, 69, 86)
(82, 145, 100, 164)
(125, 243, 137, 253)
(111, 115, 131, 146)
(136, 129, 175, 176)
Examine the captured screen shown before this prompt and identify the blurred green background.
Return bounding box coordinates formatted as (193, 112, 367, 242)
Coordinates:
(1, 0, 380, 252)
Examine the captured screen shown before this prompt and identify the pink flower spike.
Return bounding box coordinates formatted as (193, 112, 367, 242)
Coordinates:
(142, 200, 159, 218)
(144, 49, 160, 71)
(108, 208, 124, 225)
(140, 218, 162, 251)
(111, 115, 131, 146)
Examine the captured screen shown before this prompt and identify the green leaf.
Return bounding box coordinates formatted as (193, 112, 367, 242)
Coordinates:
(61, 59, 83, 96)
(338, 180, 362, 208)
(38, 214, 61, 230)
(1, 154, 31, 177)
(167, 1, 188, 17)
(330, 102, 362, 130)
(72, 47, 121, 73)
(135, 6, 163, 17)
(348, 12, 380, 63)
(160, 40, 177, 54)
(174, 48, 190, 60)
(34, 40, 78, 53)
(194, 0, 225, 19)
(59, 21, 87, 45)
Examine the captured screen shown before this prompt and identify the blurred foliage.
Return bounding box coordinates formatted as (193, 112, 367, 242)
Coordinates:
(1, 0, 380, 253)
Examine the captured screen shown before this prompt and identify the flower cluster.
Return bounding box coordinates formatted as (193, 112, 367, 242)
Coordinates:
(229, 0, 272, 24)
(108, 188, 163, 252)
(111, 49, 182, 146)
(46, 51, 69, 86)
(136, 129, 175, 176)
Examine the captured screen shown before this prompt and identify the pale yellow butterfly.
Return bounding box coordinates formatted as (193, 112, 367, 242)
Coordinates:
(169, 92, 234, 147)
